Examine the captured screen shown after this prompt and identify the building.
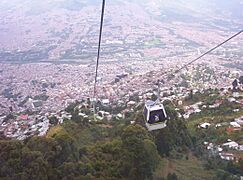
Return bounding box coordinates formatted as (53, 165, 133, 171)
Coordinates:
(199, 122, 211, 129)
(219, 153, 235, 161)
(230, 121, 241, 128)
(222, 141, 239, 150)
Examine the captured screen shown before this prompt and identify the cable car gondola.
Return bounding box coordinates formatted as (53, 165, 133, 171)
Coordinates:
(144, 100, 167, 131)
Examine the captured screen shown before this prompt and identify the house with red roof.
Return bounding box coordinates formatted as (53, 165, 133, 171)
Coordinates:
(19, 114, 29, 121)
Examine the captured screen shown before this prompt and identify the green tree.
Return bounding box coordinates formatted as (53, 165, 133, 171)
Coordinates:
(120, 125, 160, 179)
(155, 105, 192, 157)
(239, 76, 243, 84)
(49, 116, 58, 125)
(167, 173, 178, 180)
(232, 79, 238, 91)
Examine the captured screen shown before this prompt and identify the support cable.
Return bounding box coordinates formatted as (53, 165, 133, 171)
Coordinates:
(93, 0, 106, 120)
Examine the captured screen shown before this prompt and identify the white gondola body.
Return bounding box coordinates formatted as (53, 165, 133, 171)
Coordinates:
(144, 101, 167, 131)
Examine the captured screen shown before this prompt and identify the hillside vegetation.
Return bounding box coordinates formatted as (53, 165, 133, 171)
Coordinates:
(0, 91, 242, 179)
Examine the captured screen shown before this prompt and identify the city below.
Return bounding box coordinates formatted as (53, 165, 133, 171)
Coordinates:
(0, 0, 242, 179)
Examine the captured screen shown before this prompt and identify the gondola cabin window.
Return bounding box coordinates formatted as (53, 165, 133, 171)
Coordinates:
(144, 101, 167, 131)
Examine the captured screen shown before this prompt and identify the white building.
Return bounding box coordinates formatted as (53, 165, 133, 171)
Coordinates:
(219, 153, 235, 161)
(235, 116, 243, 125)
(199, 122, 211, 129)
(230, 121, 241, 128)
(102, 99, 110, 105)
(222, 141, 239, 150)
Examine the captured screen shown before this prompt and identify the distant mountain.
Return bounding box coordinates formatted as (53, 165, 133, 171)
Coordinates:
(2, 0, 242, 28)
(1, 0, 93, 14)
(136, 0, 243, 29)
(0, 0, 242, 62)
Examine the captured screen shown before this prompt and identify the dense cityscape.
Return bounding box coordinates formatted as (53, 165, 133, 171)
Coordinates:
(0, 0, 242, 179)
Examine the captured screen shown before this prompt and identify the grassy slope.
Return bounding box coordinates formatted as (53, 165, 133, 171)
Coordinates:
(187, 110, 243, 135)
(47, 120, 112, 147)
(153, 154, 215, 180)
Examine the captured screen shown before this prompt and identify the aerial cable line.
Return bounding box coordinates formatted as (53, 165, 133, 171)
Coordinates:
(147, 30, 242, 131)
(156, 30, 242, 102)
(93, 0, 106, 119)
(152, 30, 243, 96)
(173, 30, 243, 74)
(92, 0, 242, 119)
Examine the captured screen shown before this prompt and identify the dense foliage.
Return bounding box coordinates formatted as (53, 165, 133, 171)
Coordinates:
(0, 123, 162, 179)
(0, 95, 242, 179)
